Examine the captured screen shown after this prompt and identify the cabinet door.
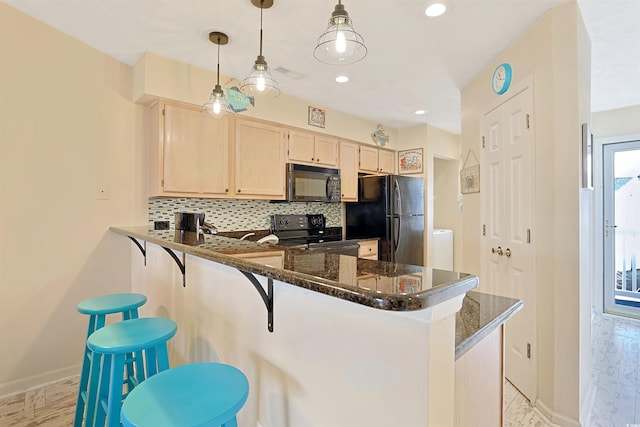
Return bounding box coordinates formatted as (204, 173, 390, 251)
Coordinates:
(359, 145, 379, 173)
(235, 118, 286, 199)
(288, 130, 315, 164)
(162, 101, 231, 196)
(378, 148, 396, 174)
(339, 140, 359, 201)
(288, 131, 338, 167)
(313, 135, 339, 167)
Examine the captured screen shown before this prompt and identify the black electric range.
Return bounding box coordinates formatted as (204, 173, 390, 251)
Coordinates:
(270, 214, 359, 255)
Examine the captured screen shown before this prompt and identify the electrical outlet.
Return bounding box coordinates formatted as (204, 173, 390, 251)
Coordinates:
(96, 186, 110, 200)
(154, 221, 170, 230)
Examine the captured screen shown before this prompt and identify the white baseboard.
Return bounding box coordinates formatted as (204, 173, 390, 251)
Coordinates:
(535, 398, 581, 427)
(581, 378, 597, 427)
(0, 364, 81, 399)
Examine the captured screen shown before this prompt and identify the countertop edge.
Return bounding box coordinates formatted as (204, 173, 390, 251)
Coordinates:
(454, 297, 523, 360)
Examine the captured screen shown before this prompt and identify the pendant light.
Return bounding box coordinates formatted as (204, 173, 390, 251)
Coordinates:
(314, 0, 367, 65)
(201, 32, 234, 118)
(240, 0, 280, 98)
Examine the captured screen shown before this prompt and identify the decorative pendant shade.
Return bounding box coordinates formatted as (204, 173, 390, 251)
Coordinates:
(314, 0, 367, 65)
(241, 0, 280, 98)
(201, 32, 234, 118)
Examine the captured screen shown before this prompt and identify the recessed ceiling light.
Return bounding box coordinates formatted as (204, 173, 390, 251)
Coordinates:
(414, 109, 427, 115)
(336, 75, 349, 83)
(425, 2, 447, 17)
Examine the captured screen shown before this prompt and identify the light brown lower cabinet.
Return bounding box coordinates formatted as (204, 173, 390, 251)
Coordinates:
(357, 239, 378, 260)
(454, 324, 505, 426)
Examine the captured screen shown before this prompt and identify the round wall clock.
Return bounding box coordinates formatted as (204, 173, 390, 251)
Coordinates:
(491, 63, 512, 95)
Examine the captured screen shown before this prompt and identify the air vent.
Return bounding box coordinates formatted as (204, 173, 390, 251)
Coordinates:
(274, 67, 306, 80)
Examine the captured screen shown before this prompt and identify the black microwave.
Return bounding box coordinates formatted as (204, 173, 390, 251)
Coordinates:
(286, 163, 341, 203)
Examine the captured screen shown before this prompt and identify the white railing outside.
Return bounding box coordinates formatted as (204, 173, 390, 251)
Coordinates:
(615, 229, 639, 296)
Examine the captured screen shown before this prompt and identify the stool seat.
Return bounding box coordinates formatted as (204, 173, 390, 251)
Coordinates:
(77, 293, 147, 316)
(87, 317, 177, 354)
(121, 363, 249, 427)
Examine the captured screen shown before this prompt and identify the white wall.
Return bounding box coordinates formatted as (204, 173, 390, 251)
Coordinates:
(460, 2, 592, 424)
(0, 3, 148, 395)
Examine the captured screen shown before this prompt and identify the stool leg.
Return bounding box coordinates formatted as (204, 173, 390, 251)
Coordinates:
(85, 351, 103, 427)
(156, 343, 170, 372)
(106, 354, 126, 427)
(74, 314, 105, 427)
(144, 346, 158, 378)
(93, 354, 111, 427)
(121, 310, 138, 392)
(222, 417, 239, 427)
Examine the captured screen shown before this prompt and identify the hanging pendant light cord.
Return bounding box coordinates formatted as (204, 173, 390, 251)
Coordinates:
(216, 37, 221, 86)
(259, 0, 264, 57)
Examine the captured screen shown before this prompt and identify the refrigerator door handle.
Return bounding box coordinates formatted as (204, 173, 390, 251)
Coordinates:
(394, 217, 401, 253)
(394, 179, 402, 215)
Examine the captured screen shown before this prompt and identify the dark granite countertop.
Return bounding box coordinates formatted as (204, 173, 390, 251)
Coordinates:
(111, 226, 478, 312)
(455, 291, 523, 360)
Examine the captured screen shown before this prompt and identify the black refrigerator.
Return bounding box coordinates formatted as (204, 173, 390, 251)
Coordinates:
(346, 175, 424, 266)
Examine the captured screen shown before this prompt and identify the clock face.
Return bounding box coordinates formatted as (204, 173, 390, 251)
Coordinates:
(492, 63, 512, 95)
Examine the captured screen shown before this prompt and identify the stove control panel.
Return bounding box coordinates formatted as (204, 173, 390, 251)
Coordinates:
(271, 214, 325, 232)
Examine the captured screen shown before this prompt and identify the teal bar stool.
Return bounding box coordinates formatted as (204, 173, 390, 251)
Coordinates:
(121, 362, 249, 427)
(74, 293, 147, 427)
(86, 317, 178, 427)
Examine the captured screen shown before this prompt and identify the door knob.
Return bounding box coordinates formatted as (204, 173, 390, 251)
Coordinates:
(505, 248, 511, 258)
(491, 246, 504, 256)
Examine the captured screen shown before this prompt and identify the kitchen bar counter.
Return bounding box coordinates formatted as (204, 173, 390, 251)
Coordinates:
(112, 225, 520, 426)
(111, 226, 478, 312)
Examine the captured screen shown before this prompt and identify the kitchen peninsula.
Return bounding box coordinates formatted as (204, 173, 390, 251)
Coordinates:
(111, 226, 521, 426)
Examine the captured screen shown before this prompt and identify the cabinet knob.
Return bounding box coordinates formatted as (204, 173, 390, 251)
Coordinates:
(225, 188, 229, 193)
(316, 158, 320, 162)
(237, 189, 241, 193)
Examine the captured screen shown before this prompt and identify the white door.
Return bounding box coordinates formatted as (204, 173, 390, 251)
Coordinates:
(603, 140, 640, 317)
(481, 87, 535, 401)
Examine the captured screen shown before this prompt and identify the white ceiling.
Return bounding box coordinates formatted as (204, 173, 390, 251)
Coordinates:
(3, 0, 639, 134)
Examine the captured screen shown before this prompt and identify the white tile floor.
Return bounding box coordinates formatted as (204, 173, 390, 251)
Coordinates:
(0, 313, 638, 426)
(588, 313, 640, 427)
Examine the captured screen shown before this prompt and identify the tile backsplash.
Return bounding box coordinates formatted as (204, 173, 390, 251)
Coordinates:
(149, 198, 343, 232)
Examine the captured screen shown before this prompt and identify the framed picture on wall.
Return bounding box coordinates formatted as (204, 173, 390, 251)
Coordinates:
(398, 148, 423, 174)
(308, 106, 325, 128)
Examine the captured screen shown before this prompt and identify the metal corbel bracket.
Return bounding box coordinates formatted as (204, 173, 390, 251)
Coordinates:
(128, 237, 147, 265)
(161, 247, 186, 287)
(238, 270, 274, 332)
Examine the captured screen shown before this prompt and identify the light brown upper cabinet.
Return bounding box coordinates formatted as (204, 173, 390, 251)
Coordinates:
(339, 140, 359, 201)
(235, 117, 287, 200)
(148, 99, 233, 198)
(288, 129, 339, 167)
(359, 145, 396, 174)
